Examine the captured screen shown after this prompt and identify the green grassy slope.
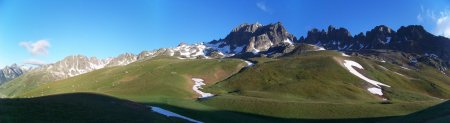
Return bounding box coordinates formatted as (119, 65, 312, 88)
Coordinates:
(19, 57, 245, 100)
(0, 93, 188, 123)
(13, 57, 284, 123)
(0, 70, 57, 97)
(212, 53, 375, 102)
(3, 52, 450, 122)
(202, 50, 449, 119)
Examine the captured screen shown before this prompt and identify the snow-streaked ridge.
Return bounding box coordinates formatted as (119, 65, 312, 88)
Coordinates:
(39, 54, 137, 80)
(173, 43, 208, 59)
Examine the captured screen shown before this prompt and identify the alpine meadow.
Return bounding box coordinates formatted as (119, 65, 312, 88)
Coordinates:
(1, 0, 450, 123)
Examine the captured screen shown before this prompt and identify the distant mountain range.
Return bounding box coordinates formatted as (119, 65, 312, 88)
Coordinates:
(2, 22, 450, 84)
(2, 22, 450, 122)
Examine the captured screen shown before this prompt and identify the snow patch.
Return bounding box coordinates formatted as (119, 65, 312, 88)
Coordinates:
(283, 39, 293, 45)
(307, 44, 325, 51)
(243, 60, 254, 67)
(394, 72, 406, 77)
(149, 106, 202, 123)
(314, 44, 326, 51)
(386, 37, 392, 44)
(251, 48, 260, 55)
(342, 53, 350, 57)
(172, 43, 208, 59)
(343, 60, 391, 96)
(204, 42, 241, 57)
(379, 65, 408, 78)
(367, 87, 383, 96)
(192, 78, 214, 98)
(378, 65, 388, 70)
(343, 60, 391, 88)
(400, 66, 411, 70)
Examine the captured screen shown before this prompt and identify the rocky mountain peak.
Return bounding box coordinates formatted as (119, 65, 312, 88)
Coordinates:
(209, 22, 296, 55)
(107, 53, 137, 67)
(302, 24, 450, 61)
(397, 25, 431, 41)
(0, 64, 30, 85)
(373, 25, 393, 33)
(232, 23, 263, 33)
(326, 25, 352, 41)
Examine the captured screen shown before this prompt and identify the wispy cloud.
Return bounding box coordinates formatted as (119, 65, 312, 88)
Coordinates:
(417, 6, 450, 38)
(435, 13, 450, 37)
(256, 1, 269, 12)
(19, 39, 51, 56)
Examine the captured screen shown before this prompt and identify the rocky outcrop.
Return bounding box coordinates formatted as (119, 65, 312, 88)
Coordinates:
(303, 25, 450, 61)
(107, 53, 137, 67)
(207, 22, 296, 55)
(0, 64, 31, 85)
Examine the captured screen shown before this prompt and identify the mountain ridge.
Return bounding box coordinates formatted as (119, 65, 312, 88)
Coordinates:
(3, 22, 450, 86)
(2, 22, 450, 122)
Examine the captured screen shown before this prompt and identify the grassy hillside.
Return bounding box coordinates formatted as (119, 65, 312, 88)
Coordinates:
(3, 52, 450, 122)
(0, 93, 188, 123)
(202, 50, 449, 118)
(0, 70, 58, 97)
(19, 57, 244, 99)
(14, 57, 287, 123)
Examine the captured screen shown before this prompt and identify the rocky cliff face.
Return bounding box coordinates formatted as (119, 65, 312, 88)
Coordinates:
(303, 25, 450, 61)
(0, 64, 32, 85)
(107, 53, 137, 67)
(39, 55, 111, 79)
(207, 22, 296, 55)
(301, 25, 450, 72)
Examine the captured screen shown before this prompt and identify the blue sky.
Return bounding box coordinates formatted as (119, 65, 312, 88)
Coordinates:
(0, 0, 449, 67)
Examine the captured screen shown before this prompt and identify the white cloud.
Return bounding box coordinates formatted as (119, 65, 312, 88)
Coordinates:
(256, 2, 268, 12)
(19, 40, 51, 56)
(23, 59, 46, 65)
(417, 6, 450, 38)
(435, 15, 450, 37)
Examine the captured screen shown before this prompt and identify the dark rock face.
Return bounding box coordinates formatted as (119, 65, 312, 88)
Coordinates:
(364, 25, 397, 49)
(208, 22, 296, 54)
(304, 26, 353, 50)
(303, 25, 450, 61)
